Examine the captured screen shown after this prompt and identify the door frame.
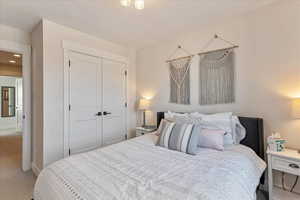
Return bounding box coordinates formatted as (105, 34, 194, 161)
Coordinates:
(16, 78, 23, 131)
(0, 40, 31, 171)
(62, 41, 129, 157)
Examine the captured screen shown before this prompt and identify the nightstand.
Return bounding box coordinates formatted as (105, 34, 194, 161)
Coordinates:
(136, 126, 157, 137)
(267, 148, 300, 200)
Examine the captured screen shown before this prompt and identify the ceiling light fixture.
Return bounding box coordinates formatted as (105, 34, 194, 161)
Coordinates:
(134, 0, 144, 10)
(13, 54, 21, 58)
(120, 0, 131, 7)
(121, 0, 144, 10)
(9, 60, 16, 63)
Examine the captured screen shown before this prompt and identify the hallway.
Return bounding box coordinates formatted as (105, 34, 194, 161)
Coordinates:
(0, 133, 36, 199)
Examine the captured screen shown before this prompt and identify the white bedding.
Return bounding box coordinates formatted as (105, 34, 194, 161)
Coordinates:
(34, 133, 266, 200)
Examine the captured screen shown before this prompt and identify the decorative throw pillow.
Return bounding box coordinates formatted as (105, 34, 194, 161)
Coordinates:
(198, 129, 226, 151)
(157, 122, 199, 155)
(162, 112, 245, 145)
(166, 113, 234, 145)
(223, 133, 234, 145)
(156, 119, 173, 136)
(190, 112, 235, 145)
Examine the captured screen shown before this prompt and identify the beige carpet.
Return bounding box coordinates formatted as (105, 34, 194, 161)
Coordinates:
(0, 128, 22, 136)
(0, 135, 36, 200)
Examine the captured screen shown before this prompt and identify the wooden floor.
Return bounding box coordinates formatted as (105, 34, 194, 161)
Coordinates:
(0, 133, 36, 200)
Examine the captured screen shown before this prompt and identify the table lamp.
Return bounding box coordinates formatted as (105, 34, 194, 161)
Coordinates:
(292, 98, 300, 119)
(292, 98, 300, 153)
(138, 98, 150, 128)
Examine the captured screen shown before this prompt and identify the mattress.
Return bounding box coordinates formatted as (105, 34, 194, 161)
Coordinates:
(34, 133, 266, 200)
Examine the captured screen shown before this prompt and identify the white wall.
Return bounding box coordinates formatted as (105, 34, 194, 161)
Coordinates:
(31, 21, 44, 171)
(136, 0, 300, 191)
(0, 24, 30, 45)
(0, 76, 17, 130)
(41, 19, 136, 166)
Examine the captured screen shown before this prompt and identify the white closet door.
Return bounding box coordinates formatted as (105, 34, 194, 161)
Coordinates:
(102, 58, 127, 146)
(69, 52, 102, 154)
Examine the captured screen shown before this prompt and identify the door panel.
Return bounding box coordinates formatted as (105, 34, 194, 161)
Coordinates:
(102, 59, 126, 146)
(16, 78, 23, 131)
(69, 52, 102, 154)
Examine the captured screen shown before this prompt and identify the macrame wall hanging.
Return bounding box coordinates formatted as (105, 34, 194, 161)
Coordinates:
(166, 46, 193, 105)
(165, 34, 238, 105)
(199, 34, 238, 105)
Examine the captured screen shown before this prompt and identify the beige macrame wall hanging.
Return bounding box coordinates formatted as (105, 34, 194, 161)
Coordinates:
(166, 46, 193, 105)
(199, 34, 238, 105)
(199, 48, 235, 105)
(165, 35, 238, 105)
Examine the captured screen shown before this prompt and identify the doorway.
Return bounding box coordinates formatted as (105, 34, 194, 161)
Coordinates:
(0, 50, 24, 173)
(0, 40, 31, 172)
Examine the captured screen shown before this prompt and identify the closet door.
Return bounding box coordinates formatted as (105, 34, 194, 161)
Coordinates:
(68, 51, 102, 155)
(102, 58, 127, 146)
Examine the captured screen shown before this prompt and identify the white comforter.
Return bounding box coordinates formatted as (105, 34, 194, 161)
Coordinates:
(34, 133, 266, 200)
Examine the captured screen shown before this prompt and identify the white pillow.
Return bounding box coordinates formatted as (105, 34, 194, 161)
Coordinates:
(231, 116, 246, 144)
(190, 112, 233, 121)
(189, 112, 202, 118)
(170, 115, 202, 124)
(165, 111, 188, 120)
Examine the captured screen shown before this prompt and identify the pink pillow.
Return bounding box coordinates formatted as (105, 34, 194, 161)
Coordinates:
(198, 129, 226, 151)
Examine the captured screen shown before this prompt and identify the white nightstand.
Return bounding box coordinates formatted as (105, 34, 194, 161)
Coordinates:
(267, 148, 300, 200)
(136, 126, 157, 137)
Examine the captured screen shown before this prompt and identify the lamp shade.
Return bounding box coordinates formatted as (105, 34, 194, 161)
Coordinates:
(292, 98, 300, 119)
(135, 0, 144, 10)
(120, 0, 131, 7)
(138, 98, 150, 110)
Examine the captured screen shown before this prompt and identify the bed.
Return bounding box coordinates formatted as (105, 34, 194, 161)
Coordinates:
(34, 112, 266, 200)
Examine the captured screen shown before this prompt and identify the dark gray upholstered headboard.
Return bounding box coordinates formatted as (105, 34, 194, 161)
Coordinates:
(157, 112, 265, 184)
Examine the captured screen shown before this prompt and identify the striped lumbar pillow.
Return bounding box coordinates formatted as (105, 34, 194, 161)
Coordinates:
(157, 120, 199, 155)
(156, 119, 173, 136)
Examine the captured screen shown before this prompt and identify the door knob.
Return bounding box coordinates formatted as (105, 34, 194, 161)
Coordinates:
(103, 111, 111, 115)
(96, 112, 102, 116)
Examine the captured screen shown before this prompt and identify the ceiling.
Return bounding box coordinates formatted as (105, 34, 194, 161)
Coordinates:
(0, 50, 22, 67)
(0, 0, 279, 48)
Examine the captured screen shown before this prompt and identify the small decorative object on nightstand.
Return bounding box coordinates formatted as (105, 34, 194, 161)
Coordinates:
(136, 126, 157, 137)
(267, 148, 300, 200)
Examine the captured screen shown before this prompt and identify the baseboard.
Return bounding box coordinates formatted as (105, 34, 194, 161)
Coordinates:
(31, 162, 41, 176)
